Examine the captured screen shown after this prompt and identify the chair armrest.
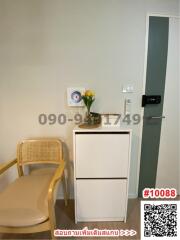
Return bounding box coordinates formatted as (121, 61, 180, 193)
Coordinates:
(47, 161, 65, 231)
(48, 161, 65, 201)
(0, 159, 17, 175)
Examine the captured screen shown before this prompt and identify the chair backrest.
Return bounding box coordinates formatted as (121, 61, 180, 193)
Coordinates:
(17, 138, 63, 166)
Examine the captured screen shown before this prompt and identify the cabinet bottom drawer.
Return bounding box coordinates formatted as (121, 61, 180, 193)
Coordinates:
(76, 179, 127, 222)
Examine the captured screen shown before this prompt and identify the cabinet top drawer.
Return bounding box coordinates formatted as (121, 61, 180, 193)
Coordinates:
(74, 133, 131, 178)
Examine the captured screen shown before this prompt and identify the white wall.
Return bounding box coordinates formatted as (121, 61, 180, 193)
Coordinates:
(0, 0, 179, 198)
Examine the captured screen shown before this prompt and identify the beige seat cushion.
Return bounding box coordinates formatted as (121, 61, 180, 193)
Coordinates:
(0, 169, 55, 227)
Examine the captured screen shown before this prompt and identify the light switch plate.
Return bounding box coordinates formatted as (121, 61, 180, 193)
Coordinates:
(124, 98, 132, 115)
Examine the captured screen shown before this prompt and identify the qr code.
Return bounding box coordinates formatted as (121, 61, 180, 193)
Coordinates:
(141, 201, 180, 239)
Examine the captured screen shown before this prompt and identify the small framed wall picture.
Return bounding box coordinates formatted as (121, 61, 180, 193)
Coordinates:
(67, 88, 85, 106)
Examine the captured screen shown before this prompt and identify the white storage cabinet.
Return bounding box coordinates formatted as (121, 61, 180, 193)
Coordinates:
(73, 127, 131, 223)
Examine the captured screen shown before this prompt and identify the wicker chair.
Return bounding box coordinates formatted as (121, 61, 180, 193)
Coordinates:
(0, 138, 67, 239)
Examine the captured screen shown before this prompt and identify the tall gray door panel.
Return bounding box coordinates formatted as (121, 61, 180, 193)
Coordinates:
(138, 17, 169, 196)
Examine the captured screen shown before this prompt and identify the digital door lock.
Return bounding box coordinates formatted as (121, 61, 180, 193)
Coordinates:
(142, 95, 161, 107)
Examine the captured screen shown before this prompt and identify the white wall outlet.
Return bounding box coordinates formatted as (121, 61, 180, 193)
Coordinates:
(122, 84, 134, 93)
